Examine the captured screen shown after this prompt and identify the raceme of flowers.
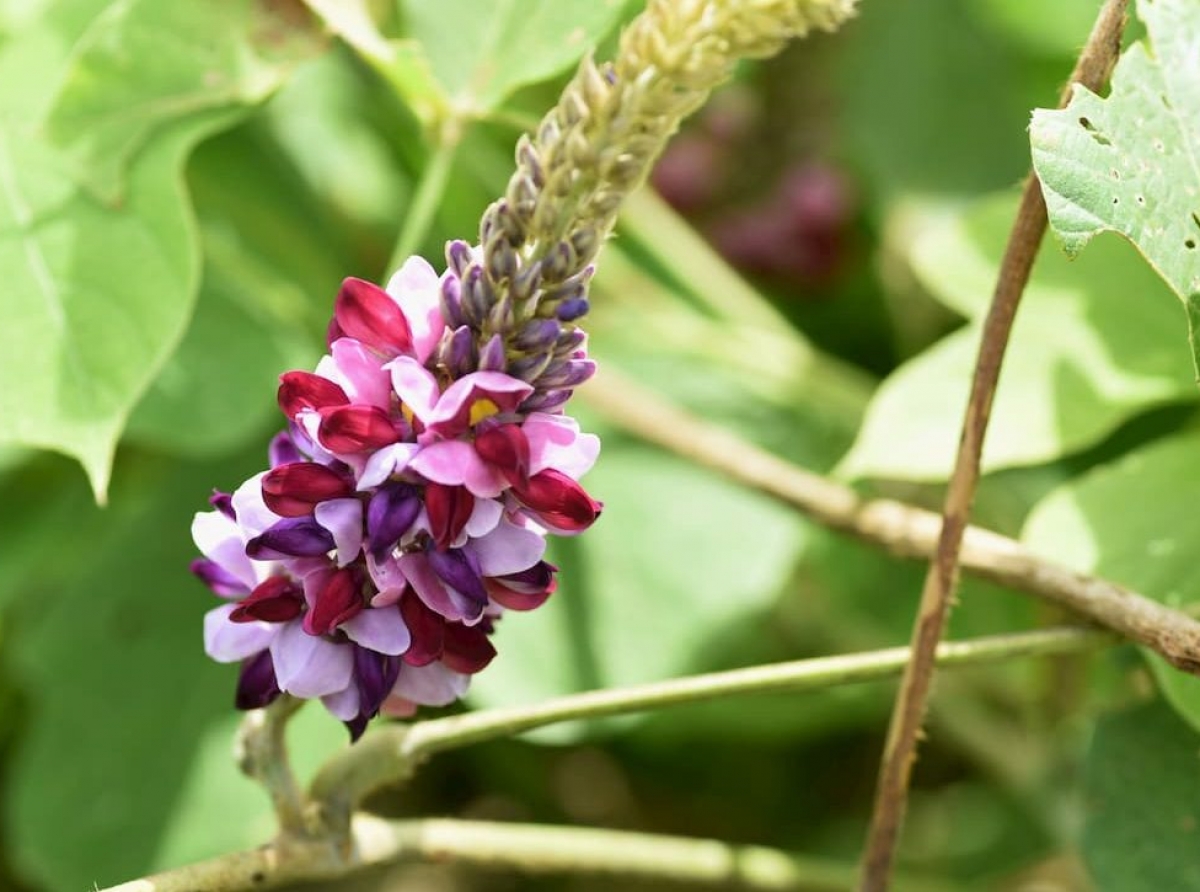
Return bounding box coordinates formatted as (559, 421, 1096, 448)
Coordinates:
(190, 254, 602, 739)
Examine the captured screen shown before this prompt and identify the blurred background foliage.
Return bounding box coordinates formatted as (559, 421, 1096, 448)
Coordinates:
(0, 0, 1195, 890)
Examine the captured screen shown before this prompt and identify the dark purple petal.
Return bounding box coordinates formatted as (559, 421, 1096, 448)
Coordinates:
(554, 328, 587, 355)
(426, 548, 489, 607)
(367, 483, 421, 562)
(268, 431, 303, 469)
(444, 325, 475, 378)
(246, 518, 335, 559)
(519, 389, 572, 414)
(478, 333, 506, 372)
(513, 319, 561, 352)
(235, 650, 282, 710)
(538, 359, 595, 389)
(344, 714, 369, 742)
(208, 490, 235, 519)
(555, 297, 589, 321)
(354, 646, 403, 719)
(441, 274, 465, 328)
(190, 558, 250, 598)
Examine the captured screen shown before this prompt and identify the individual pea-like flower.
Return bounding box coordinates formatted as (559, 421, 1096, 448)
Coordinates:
(192, 256, 601, 739)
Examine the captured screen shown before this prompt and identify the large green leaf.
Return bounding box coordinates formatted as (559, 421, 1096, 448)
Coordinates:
(0, 447, 266, 890)
(1031, 0, 1200, 374)
(840, 193, 1195, 481)
(1022, 425, 1200, 733)
(0, 1, 320, 499)
(1082, 698, 1200, 892)
(44, 0, 321, 202)
(398, 0, 627, 114)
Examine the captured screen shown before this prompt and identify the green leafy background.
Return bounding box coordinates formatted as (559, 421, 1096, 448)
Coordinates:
(2, 0, 1199, 890)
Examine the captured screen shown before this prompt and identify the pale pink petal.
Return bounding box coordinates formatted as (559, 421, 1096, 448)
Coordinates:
(342, 606, 412, 655)
(524, 412, 600, 478)
(327, 338, 392, 409)
(230, 472, 279, 537)
(409, 441, 505, 497)
(386, 256, 445, 363)
(468, 518, 546, 576)
(389, 662, 470, 706)
(204, 604, 275, 662)
(322, 684, 360, 721)
(426, 372, 533, 437)
(314, 498, 364, 566)
(464, 497, 503, 538)
(367, 552, 408, 605)
(270, 622, 354, 698)
(192, 511, 259, 589)
(387, 356, 441, 423)
(357, 443, 421, 490)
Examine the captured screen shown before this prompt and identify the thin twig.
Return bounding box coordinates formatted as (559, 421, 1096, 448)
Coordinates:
(309, 626, 1108, 824)
(579, 367, 1200, 673)
(98, 815, 908, 892)
(859, 3, 1130, 888)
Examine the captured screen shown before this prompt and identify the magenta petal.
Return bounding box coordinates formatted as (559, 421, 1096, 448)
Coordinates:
(387, 356, 441, 425)
(425, 372, 533, 437)
(409, 441, 505, 498)
(204, 604, 276, 663)
(335, 277, 414, 355)
(270, 623, 354, 698)
(469, 518, 546, 576)
(342, 606, 412, 655)
(314, 497, 364, 566)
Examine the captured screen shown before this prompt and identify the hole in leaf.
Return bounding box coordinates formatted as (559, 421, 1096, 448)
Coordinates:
(1136, 195, 1146, 206)
(1191, 212, 1200, 232)
(1111, 168, 1121, 180)
(1186, 240, 1196, 250)
(1112, 197, 1119, 205)
(1079, 116, 1113, 146)
(1154, 138, 1166, 152)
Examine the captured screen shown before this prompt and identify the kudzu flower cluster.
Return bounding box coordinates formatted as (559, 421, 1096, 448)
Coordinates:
(189, 0, 856, 740)
(191, 255, 601, 739)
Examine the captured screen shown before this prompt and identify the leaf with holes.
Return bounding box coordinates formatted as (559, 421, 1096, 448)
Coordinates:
(1022, 425, 1200, 734)
(1030, 0, 1200, 376)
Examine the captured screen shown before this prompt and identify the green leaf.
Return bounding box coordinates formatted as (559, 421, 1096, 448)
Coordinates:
(44, 0, 321, 202)
(1082, 698, 1200, 892)
(398, 0, 627, 114)
(0, 447, 268, 890)
(1030, 0, 1200, 375)
(1022, 425, 1200, 733)
(840, 193, 1195, 481)
(0, 1, 321, 498)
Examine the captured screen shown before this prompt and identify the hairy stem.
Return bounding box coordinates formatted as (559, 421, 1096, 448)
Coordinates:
(579, 365, 1200, 673)
(234, 694, 312, 838)
(858, 3, 1130, 888)
(309, 626, 1108, 823)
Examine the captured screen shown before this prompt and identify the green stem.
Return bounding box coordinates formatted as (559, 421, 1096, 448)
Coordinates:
(387, 120, 461, 274)
(310, 627, 1110, 823)
(100, 815, 950, 892)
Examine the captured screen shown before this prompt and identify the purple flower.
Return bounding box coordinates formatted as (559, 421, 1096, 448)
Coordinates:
(192, 249, 601, 739)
